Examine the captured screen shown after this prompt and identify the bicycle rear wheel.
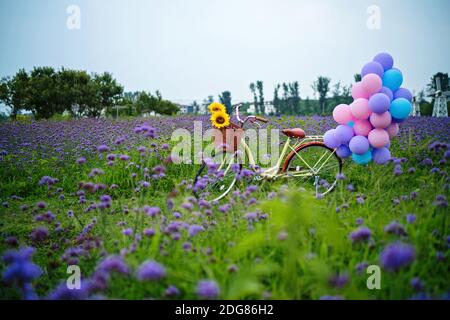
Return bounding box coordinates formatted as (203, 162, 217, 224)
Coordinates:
(193, 151, 242, 202)
(282, 142, 342, 197)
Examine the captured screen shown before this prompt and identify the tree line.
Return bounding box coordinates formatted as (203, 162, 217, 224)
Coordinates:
(0, 67, 179, 119)
(192, 72, 448, 116)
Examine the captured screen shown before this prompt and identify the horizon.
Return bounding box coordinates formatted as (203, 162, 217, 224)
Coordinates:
(1, 0, 449, 112)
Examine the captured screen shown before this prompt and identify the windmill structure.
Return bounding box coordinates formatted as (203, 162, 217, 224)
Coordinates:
(429, 75, 450, 117)
(411, 91, 420, 116)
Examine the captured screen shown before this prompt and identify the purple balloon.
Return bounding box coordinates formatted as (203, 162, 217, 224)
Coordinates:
(361, 61, 384, 78)
(323, 129, 340, 149)
(334, 125, 354, 144)
(368, 93, 390, 114)
(393, 87, 413, 102)
(372, 147, 391, 164)
(349, 136, 370, 155)
(336, 144, 351, 158)
(380, 87, 394, 101)
(373, 52, 394, 71)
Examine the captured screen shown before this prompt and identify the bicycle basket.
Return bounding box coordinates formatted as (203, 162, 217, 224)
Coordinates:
(212, 122, 244, 153)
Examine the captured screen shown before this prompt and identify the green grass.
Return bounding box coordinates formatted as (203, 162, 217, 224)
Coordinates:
(0, 121, 449, 300)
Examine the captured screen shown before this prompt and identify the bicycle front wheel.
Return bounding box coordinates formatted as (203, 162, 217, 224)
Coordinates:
(193, 151, 242, 202)
(282, 142, 342, 197)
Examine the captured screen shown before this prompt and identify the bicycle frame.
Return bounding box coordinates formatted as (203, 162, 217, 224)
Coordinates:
(239, 134, 336, 180)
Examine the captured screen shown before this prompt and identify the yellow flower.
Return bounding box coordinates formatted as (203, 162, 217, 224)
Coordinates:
(208, 102, 226, 114)
(210, 111, 230, 129)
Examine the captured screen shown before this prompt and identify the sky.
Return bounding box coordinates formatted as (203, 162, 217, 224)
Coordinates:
(1, 0, 449, 111)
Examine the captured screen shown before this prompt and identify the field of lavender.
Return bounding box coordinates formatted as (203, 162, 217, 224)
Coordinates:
(0, 115, 449, 300)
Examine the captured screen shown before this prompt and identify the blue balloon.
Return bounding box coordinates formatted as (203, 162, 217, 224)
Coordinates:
(382, 68, 403, 91)
(372, 147, 391, 164)
(389, 98, 411, 120)
(347, 120, 355, 127)
(352, 150, 372, 165)
(336, 144, 352, 158)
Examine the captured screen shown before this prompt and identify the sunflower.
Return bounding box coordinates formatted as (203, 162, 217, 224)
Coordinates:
(210, 111, 230, 129)
(208, 102, 226, 114)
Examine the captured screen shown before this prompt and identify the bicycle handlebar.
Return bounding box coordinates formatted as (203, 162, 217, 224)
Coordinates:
(233, 103, 268, 125)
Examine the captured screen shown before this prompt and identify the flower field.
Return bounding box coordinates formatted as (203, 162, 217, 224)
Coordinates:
(0, 115, 449, 300)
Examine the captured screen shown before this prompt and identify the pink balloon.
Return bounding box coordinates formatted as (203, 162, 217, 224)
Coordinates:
(368, 128, 390, 148)
(361, 74, 382, 96)
(386, 123, 399, 138)
(350, 98, 372, 120)
(353, 120, 372, 136)
(369, 111, 392, 129)
(333, 104, 353, 125)
(351, 82, 369, 100)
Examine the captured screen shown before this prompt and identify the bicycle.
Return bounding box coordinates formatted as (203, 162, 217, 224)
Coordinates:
(193, 103, 343, 202)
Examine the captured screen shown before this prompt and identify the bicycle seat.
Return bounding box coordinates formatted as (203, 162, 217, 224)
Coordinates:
(282, 128, 306, 139)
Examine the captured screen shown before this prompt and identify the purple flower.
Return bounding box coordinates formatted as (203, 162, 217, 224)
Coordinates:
(165, 285, 180, 297)
(320, 295, 344, 300)
(329, 272, 349, 288)
(47, 281, 91, 300)
(76, 157, 86, 164)
(384, 221, 407, 236)
(380, 242, 416, 272)
(354, 262, 369, 274)
(136, 260, 166, 281)
(349, 226, 372, 243)
(196, 280, 219, 299)
(406, 214, 416, 224)
(119, 154, 130, 161)
(410, 277, 425, 291)
(36, 201, 47, 209)
(96, 255, 129, 275)
(336, 173, 346, 180)
(2, 247, 42, 283)
(218, 204, 231, 213)
(355, 217, 364, 225)
(244, 212, 258, 221)
(30, 226, 49, 242)
(188, 224, 204, 237)
(122, 228, 133, 236)
(143, 205, 160, 216)
(97, 144, 110, 153)
(144, 228, 155, 237)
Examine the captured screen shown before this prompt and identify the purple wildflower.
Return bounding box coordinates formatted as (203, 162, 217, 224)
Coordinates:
(188, 224, 204, 237)
(349, 226, 372, 243)
(136, 260, 166, 281)
(384, 221, 407, 236)
(165, 285, 180, 297)
(379, 242, 416, 272)
(96, 255, 129, 275)
(30, 226, 49, 243)
(196, 280, 219, 299)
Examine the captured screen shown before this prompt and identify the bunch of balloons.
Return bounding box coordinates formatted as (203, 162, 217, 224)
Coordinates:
(324, 52, 412, 165)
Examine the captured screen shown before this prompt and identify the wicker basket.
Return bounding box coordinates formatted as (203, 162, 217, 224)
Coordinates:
(212, 122, 244, 153)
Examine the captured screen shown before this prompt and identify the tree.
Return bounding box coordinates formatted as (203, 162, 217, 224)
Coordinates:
(192, 100, 199, 114)
(27, 67, 62, 119)
(273, 84, 281, 115)
(219, 91, 232, 114)
(201, 95, 214, 114)
(281, 83, 289, 114)
(354, 73, 361, 82)
(249, 83, 258, 114)
(0, 69, 29, 119)
(289, 82, 300, 114)
(256, 80, 264, 114)
(92, 72, 123, 117)
(311, 76, 331, 114)
(341, 85, 352, 105)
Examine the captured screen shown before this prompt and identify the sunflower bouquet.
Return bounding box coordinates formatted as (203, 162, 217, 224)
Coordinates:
(208, 102, 243, 153)
(208, 102, 230, 129)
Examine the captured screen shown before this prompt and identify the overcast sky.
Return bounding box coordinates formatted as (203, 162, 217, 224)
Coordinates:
(1, 0, 449, 109)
